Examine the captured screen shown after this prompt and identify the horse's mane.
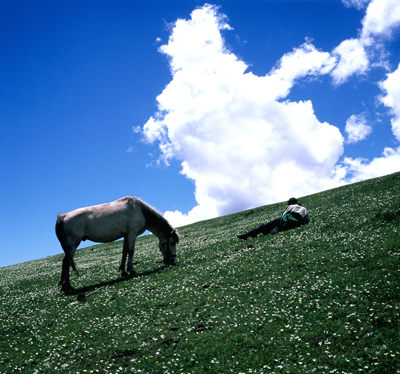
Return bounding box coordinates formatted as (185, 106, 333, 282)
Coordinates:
(139, 199, 170, 228)
(134, 198, 178, 241)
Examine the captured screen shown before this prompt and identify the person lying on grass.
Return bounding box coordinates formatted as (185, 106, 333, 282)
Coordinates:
(236, 197, 310, 240)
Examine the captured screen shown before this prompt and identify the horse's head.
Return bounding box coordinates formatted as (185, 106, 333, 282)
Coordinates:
(159, 229, 179, 265)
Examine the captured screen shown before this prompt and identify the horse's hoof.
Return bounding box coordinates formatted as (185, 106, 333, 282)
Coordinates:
(129, 270, 138, 278)
(121, 270, 129, 277)
(164, 257, 176, 265)
(236, 234, 247, 240)
(61, 284, 75, 294)
(77, 293, 87, 302)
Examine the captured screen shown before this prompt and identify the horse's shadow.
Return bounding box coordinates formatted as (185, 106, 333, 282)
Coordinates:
(66, 265, 169, 295)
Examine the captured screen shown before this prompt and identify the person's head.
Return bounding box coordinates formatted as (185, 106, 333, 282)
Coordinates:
(288, 197, 298, 206)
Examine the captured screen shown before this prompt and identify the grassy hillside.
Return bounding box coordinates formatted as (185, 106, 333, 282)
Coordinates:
(1, 172, 400, 373)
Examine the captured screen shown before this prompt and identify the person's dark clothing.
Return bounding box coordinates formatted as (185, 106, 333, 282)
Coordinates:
(237, 201, 310, 240)
(240, 217, 282, 238)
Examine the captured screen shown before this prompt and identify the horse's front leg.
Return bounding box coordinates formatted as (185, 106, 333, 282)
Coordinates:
(119, 234, 138, 277)
(119, 238, 129, 277)
(126, 250, 138, 278)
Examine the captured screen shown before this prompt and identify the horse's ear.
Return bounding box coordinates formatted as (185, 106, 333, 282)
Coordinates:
(171, 229, 179, 242)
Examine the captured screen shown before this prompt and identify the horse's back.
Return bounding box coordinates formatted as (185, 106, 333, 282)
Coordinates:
(62, 197, 145, 244)
(65, 197, 134, 219)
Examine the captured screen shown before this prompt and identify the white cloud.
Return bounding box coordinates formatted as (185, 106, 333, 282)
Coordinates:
(340, 62, 400, 180)
(342, 0, 370, 11)
(340, 61, 400, 182)
(343, 147, 400, 182)
(143, 4, 344, 226)
(331, 38, 369, 85)
(345, 114, 372, 144)
(270, 42, 336, 97)
(331, 0, 400, 84)
(379, 63, 400, 142)
(361, 0, 400, 41)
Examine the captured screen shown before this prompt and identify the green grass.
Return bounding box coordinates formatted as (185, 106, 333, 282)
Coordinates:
(1, 172, 400, 373)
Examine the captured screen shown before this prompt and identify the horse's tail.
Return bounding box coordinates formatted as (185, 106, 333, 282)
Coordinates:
(55, 214, 68, 252)
(55, 214, 80, 277)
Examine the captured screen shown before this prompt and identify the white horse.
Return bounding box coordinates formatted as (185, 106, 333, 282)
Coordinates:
(55, 196, 179, 293)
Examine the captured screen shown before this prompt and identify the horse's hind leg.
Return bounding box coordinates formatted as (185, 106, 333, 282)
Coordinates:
(59, 258, 66, 286)
(59, 247, 76, 293)
(126, 234, 138, 277)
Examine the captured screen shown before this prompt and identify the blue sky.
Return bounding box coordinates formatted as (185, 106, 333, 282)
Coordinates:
(1, 0, 400, 268)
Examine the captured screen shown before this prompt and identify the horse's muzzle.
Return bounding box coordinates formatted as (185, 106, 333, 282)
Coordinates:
(164, 256, 176, 265)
